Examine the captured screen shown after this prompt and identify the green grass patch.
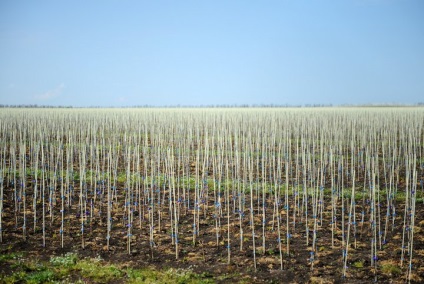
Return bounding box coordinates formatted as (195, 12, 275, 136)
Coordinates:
(74, 259, 123, 282)
(127, 267, 214, 284)
(381, 263, 401, 277)
(0, 252, 23, 263)
(50, 252, 78, 267)
(352, 260, 364, 268)
(0, 251, 217, 284)
(25, 270, 55, 284)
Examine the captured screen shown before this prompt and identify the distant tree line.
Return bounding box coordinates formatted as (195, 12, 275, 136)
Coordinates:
(0, 104, 73, 108)
(0, 103, 423, 108)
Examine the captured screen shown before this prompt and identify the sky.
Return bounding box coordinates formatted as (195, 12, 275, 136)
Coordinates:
(0, 0, 423, 107)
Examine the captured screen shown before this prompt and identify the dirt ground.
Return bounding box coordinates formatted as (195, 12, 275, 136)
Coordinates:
(1, 184, 424, 283)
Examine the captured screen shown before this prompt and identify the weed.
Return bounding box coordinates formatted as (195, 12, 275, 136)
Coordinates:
(352, 261, 364, 268)
(1, 271, 27, 284)
(0, 252, 23, 263)
(75, 260, 123, 282)
(26, 270, 55, 284)
(267, 248, 276, 255)
(381, 263, 401, 276)
(50, 252, 78, 267)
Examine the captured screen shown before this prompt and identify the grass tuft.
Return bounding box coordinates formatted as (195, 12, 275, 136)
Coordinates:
(381, 263, 401, 277)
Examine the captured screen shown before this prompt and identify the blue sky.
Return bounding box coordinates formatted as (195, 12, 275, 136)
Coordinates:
(1, 0, 423, 107)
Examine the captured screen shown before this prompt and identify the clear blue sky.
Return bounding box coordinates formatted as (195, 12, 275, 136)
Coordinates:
(1, 0, 423, 107)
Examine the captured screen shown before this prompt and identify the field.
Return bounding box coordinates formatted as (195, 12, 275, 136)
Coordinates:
(0, 107, 423, 283)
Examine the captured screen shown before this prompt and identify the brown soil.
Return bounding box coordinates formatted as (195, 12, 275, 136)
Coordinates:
(1, 183, 424, 283)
